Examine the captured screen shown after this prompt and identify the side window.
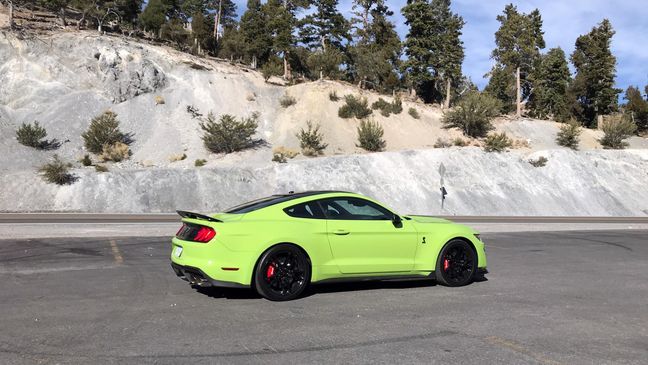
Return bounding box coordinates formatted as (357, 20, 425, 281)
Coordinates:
(283, 201, 325, 219)
(320, 198, 393, 220)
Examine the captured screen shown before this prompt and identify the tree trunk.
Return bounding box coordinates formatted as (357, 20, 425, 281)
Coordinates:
(444, 78, 451, 109)
(283, 52, 292, 81)
(516, 67, 521, 118)
(597, 114, 603, 129)
(8, 1, 14, 28)
(60, 8, 67, 26)
(319, 70, 323, 80)
(77, 10, 86, 30)
(214, 0, 222, 40)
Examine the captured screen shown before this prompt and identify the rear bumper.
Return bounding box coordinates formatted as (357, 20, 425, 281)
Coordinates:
(171, 262, 250, 289)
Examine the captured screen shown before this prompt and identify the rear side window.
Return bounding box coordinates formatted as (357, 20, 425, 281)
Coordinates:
(284, 201, 325, 219)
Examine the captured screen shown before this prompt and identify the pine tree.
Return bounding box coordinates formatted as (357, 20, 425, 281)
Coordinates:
(263, 0, 307, 80)
(191, 11, 214, 54)
(570, 19, 621, 127)
(350, 0, 401, 91)
(487, 4, 545, 117)
(139, 0, 167, 36)
(624, 86, 648, 132)
(300, 0, 348, 51)
(209, 0, 237, 40)
(402, 0, 464, 104)
(239, 0, 272, 68)
(528, 47, 571, 121)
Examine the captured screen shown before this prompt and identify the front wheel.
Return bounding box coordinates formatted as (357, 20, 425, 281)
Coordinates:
(435, 239, 477, 287)
(254, 244, 311, 301)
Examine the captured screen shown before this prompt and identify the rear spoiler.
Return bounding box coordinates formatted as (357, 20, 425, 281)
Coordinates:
(176, 210, 222, 223)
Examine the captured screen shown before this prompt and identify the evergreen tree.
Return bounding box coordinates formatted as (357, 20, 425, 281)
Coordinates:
(487, 4, 545, 117)
(139, 0, 167, 36)
(264, 0, 302, 80)
(402, 0, 464, 104)
(300, 0, 349, 51)
(350, 0, 401, 91)
(209, 0, 237, 40)
(239, 0, 272, 68)
(401, 0, 434, 101)
(191, 11, 215, 54)
(528, 47, 571, 121)
(570, 19, 620, 127)
(624, 86, 648, 132)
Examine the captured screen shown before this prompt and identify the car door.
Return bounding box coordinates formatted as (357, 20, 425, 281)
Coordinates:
(321, 197, 418, 274)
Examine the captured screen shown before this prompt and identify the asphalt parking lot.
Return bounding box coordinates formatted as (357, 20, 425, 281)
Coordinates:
(0, 230, 647, 364)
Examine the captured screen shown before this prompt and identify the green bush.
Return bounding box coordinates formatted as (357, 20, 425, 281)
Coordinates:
(408, 107, 420, 119)
(371, 97, 403, 117)
(556, 120, 582, 150)
(80, 154, 92, 166)
(279, 94, 297, 108)
(16, 121, 47, 148)
(357, 119, 386, 152)
(296, 121, 328, 156)
(443, 91, 501, 138)
(82, 111, 131, 154)
(200, 113, 260, 153)
(39, 155, 75, 185)
(484, 132, 513, 152)
(194, 159, 207, 167)
(529, 156, 548, 167)
(329, 91, 340, 102)
(261, 59, 283, 81)
(339, 95, 372, 119)
(599, 114, 637, 149)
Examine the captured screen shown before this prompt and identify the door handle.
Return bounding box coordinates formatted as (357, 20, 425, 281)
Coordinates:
(333, 229, 350, 235)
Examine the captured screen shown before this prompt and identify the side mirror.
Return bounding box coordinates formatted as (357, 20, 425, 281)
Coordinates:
(392, 214, 402, 228)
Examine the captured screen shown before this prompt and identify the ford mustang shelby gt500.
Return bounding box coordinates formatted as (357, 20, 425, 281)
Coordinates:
(171, 191, 487, 301)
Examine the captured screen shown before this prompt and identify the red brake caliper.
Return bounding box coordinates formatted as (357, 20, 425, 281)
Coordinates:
(266, 264, 275, 279)
(443, 258, 450, 271)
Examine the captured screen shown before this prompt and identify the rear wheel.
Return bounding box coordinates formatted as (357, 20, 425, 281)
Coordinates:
(435, 239, 476, 287)
(254, 244, 310, 301)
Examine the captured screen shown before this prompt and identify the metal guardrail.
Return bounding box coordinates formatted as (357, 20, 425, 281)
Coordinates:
(1, 214, 647, 224)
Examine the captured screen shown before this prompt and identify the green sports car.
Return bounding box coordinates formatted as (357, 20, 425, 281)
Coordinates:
(170, 191, 487, 301)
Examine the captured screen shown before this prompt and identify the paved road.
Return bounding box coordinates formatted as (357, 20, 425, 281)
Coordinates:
(0, 230, 647, 364)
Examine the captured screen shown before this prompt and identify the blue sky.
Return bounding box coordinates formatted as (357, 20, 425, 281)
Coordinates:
(231, 0, 648, 94)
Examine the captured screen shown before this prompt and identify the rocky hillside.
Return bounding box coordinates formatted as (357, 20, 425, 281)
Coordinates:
(1, 30, 647, 215)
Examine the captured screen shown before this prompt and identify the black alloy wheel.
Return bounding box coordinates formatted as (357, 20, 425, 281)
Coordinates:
(436, 239, 477, 287)
(254, 244, 311, 301)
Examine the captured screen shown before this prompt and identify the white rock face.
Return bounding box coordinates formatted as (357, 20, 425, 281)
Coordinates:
(1, 148, 646, 216)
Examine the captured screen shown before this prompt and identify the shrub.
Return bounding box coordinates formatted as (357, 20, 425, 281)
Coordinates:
(329, 91, 340, 102)
(82, 111, 131, 154)
(357, 119, 386, 152)
(339, 95, 372, 119)
(99, 142, 131, 162)
(39, 155, 75, 185)
(200, 113, 260, 153)
(279, 94, 297, 108)
(194, 159, 207, 167)
(484, 132, 513, 152)
(169, 153, 187, 162)
(529, 156, 548, 167)
(599, 114, 637, 149)
(371, 97, 403, 117)
(453, 138, 467, 147)
(80, 154, 92, 166)
(272, 146, 299, 163)
(95, 164, 109, 172)
(16, 121, 47, 148)
(443, 91, 501, 138)
(261, 59, 283, 81)
(556, 120, 582, 150)
(296, 121, 328, 156)
(186, 105, 203, 119)
(408, 107, 420, 119)
(434, 138, 452, 148)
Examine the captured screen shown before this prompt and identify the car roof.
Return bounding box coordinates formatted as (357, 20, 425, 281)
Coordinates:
(223, 191, 353, 214)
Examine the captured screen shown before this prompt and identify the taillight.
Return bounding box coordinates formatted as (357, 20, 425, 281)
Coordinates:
(175, 223, 216, 243)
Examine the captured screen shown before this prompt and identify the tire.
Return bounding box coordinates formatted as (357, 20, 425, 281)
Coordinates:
(254, 244, 311, 301)
(435, 239, 477, 287)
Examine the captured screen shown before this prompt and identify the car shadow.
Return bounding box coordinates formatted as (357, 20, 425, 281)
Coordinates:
(193, 278, 463, 301)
